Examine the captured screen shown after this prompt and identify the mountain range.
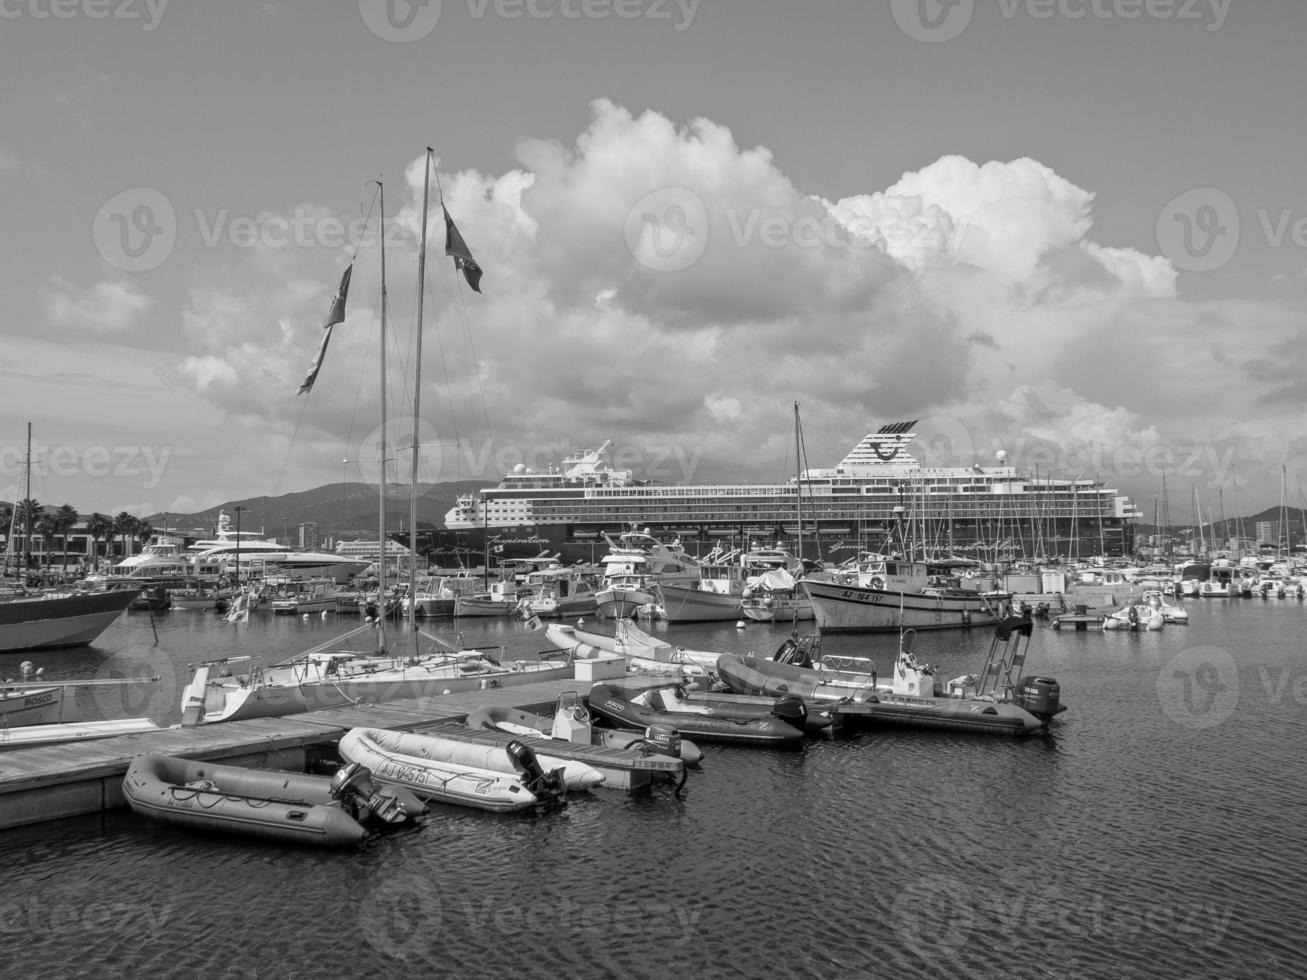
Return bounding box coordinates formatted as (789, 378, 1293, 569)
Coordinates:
(144, 481, 494, 541)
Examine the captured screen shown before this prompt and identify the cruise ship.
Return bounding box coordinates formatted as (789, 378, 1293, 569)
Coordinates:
(432, 426, 1142, 565)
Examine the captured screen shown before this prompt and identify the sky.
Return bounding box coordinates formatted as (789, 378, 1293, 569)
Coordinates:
(2, 0, 1306, 526)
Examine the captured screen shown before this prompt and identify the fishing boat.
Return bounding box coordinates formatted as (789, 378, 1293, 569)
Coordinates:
(121, 754, 424, 846)
(518, 566, 602, 619)
(826, 617, 1064, 735)
(268, 578, 339, 614)
(337, 727, 568, 813)
(738, 568, 815, 623)
(801, 557, 1010, 633)
(594, 529, 699, 619)
(0, 587, 140, 653)
(454, 579, 518, 617)
(179, 626, 573, 725)
(587, 682, 808, 747)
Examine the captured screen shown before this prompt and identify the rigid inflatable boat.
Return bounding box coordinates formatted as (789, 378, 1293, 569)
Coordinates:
(121, 755, 424, 846)
(337, 728, 569, 813)
(587, 683, 806, 747)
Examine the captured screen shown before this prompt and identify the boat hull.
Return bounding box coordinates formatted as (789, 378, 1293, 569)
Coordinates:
(0, 588, 140, 653)
(656, 584, 742, 623)
(338, 728, 548, 813)
(596, 587, 655, 620)
(122, 755, 370, 846)
(716, 652, 877, 702)
(831, 695, 1044, 735)
(454, 596, 515, 617)
(587, 683, 805, 747)
(801, 580, 1008, 633)
(187, 657, 574, 724)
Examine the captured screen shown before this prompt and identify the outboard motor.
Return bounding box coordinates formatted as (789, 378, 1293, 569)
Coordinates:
(770, 693, 809, 731)
(505, 740, 566, 801)
(643, 723, 681, 759)
(1015, 675, 1063, 724)
(329, 762, 423, 826)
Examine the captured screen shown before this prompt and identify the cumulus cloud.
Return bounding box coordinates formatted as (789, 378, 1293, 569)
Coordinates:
(153, 98, 1305, 510)
(40, 276, 153, 334)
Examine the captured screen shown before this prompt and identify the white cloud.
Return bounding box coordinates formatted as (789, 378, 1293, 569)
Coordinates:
(40, 276, 153, 334)
(153, 99, 1304, 510)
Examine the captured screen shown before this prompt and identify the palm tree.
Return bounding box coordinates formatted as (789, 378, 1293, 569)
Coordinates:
(84, 512, 114, 567)
(112, 512, 138, 561)
(135, 522, 155, 550)
(15, 497, 40, 571)
(55, 504, 79, 574)
(35, 512, 59, 571)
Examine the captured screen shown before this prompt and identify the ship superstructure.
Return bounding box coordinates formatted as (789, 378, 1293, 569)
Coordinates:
(436, 425, 1140, 564)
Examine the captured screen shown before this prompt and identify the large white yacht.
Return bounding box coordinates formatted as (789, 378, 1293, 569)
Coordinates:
(187, 511, 369, 583)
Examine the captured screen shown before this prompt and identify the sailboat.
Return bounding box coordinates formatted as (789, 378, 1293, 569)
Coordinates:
(181, 153, 571, 726)
(739, 403, 815, 624)
(0, 423, 140, 653)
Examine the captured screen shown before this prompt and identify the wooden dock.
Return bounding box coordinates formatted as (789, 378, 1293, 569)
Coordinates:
(0, 678, 591, 833)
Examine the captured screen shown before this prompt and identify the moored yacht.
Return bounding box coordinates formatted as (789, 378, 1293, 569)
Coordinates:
(187, 511, 370, 584)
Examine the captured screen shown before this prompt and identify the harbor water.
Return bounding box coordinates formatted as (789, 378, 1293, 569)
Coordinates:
(3, 600, 1305, 979)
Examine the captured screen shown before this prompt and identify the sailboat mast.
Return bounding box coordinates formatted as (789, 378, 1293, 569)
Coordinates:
(23, 423, 30, 574)
(793, 401, 802, 564)
(376, 179, 389, 652)
(408, 148, 433, 637)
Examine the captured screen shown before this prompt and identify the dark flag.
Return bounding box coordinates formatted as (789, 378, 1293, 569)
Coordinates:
(443, 205, 483, 292)
(297, 263, 353, 395)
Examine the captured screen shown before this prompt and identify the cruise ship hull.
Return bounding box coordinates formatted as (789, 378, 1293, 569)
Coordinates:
(801, 580, 1009, 633)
